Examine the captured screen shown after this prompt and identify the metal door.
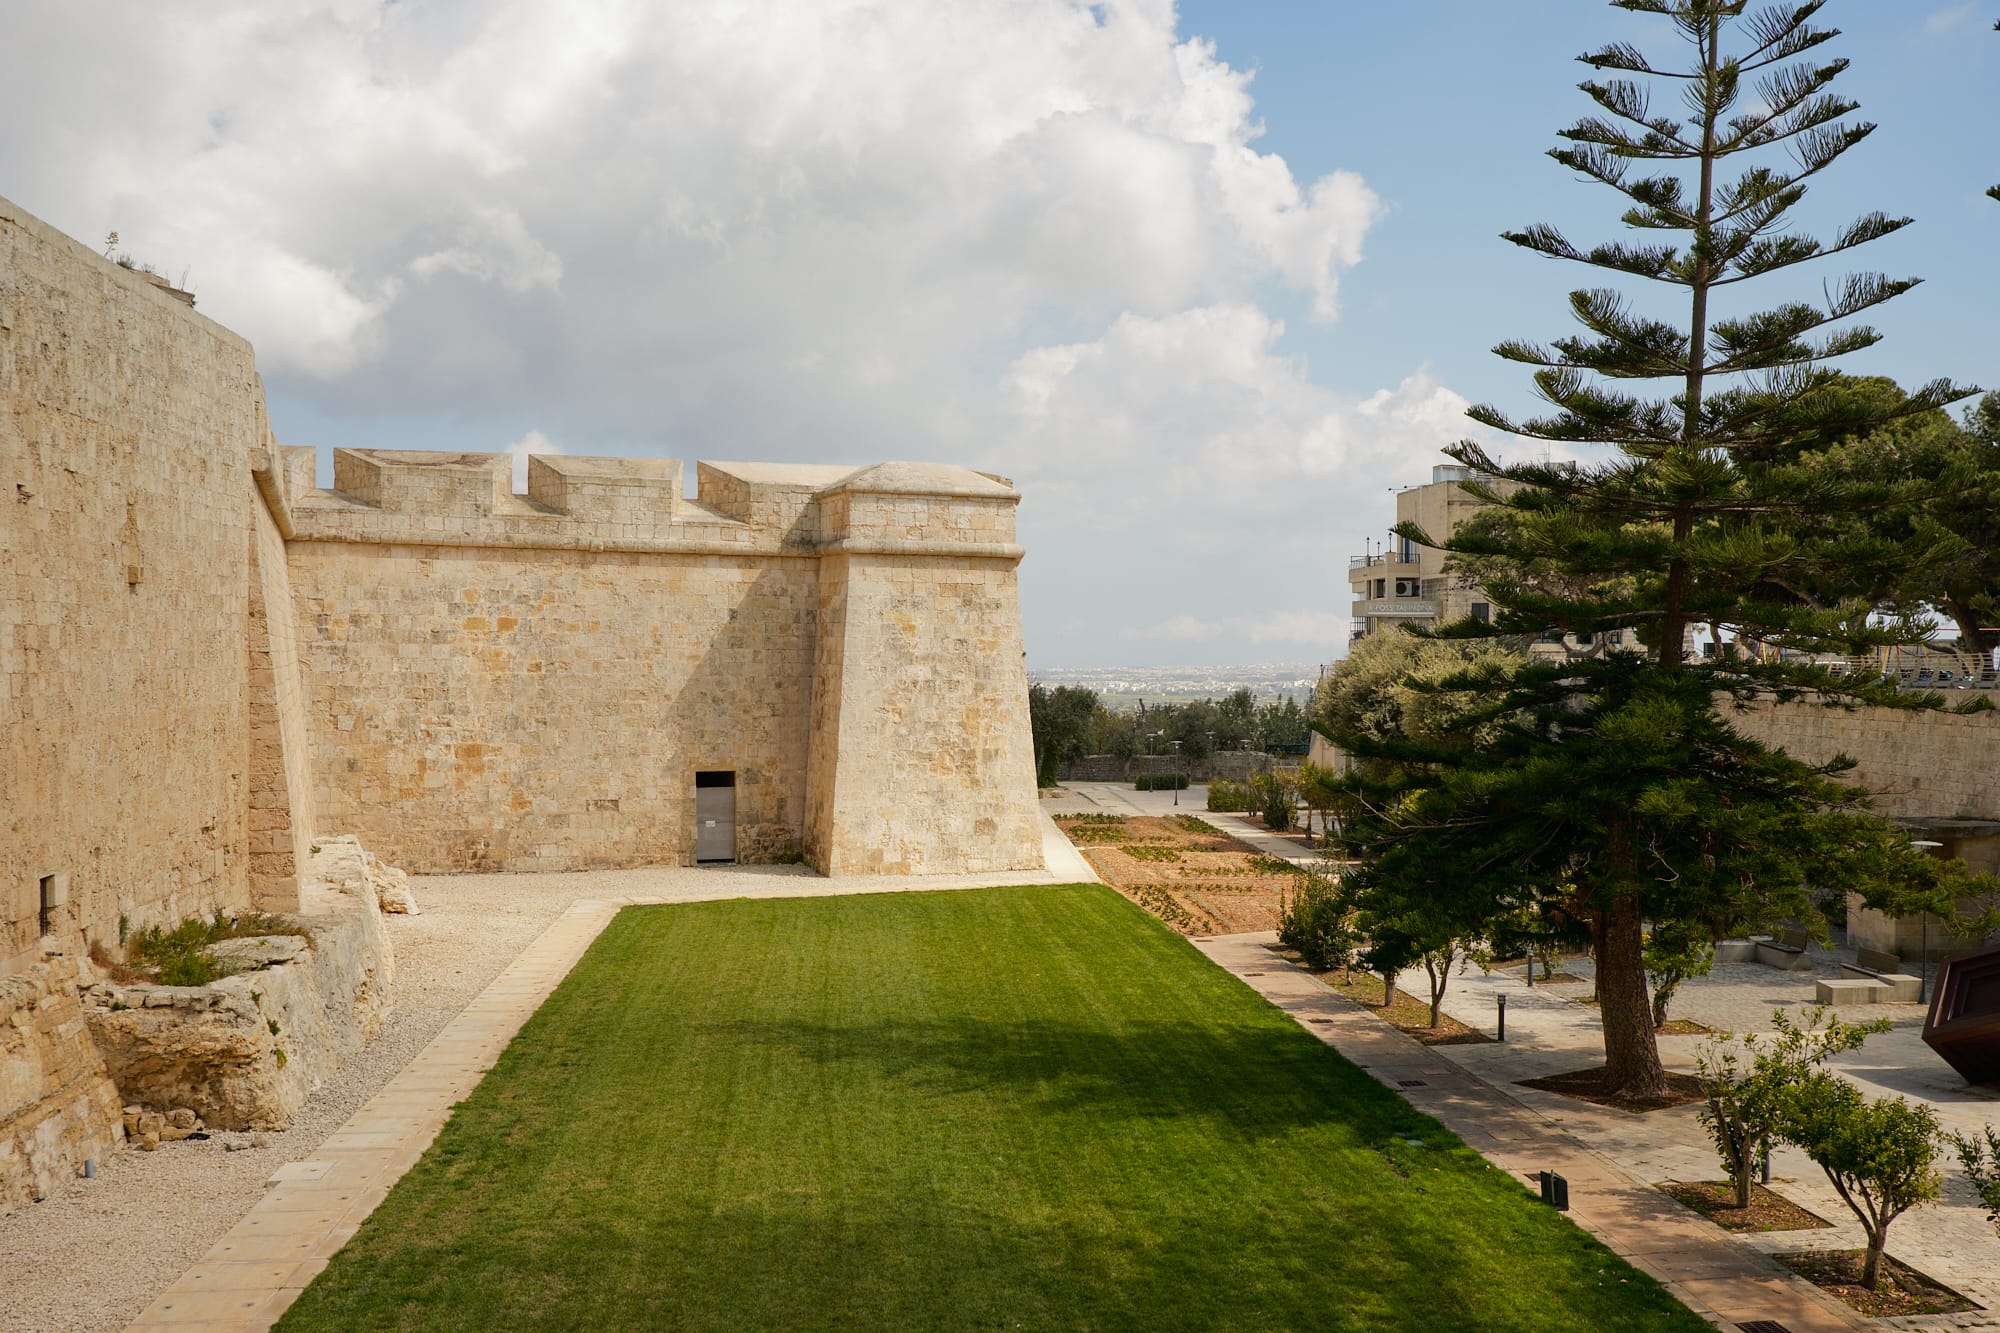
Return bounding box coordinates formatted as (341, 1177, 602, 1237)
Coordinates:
(695, 771, 736, 863)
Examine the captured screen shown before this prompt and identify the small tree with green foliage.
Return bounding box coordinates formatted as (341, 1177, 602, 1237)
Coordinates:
(1644, 917, 1715, 1028)
(1295, 760, 1345, 847)
(1250, 769, 1296, 831)
(1952, 1126, 2000, 1237)
(1278, 870, 1359, 975)
(1781, 1074, 1943, 1290)
(1694, 1006, 1884, 1209)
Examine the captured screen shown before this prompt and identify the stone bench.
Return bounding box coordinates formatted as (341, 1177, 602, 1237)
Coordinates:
(1754, 929, 1814, 972)
(1712, 939, 1758, 964)
(1838, 946, 1922, 1003)
(1834, 966, 1922, 1002)
(1816, 977, 1888, 1006)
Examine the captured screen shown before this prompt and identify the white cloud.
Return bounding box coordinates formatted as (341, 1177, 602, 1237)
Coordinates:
(0, 0, 1461, 664)
(1126, 614, 1225, 642)
(501, 428, 563, 492)
(0, 0, 1378, 402)
(1000, 304, 1473, 524)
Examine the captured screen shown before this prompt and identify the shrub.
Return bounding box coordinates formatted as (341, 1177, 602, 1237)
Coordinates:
(1206, 780, 1250, 812)
(1278, 871, 1357, 973)
(1124, 845, 1181, 863)
(1250, 770, 1296, 830)
(1951, 1127, 2000, 1235)
(124, 908, 306, 987)
(1133, 772, 1190, 791)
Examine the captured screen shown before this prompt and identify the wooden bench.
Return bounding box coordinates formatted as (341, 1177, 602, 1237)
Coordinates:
(1755, 927, 1814, 972)
(1839, 945, 1922, 1003)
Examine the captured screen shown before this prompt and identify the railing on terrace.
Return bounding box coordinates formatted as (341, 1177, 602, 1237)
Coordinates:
(1726, 649, 2000, 691)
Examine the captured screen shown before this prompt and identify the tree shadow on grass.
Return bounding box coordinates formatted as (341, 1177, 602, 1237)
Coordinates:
(689, 1012, 1429, 1141)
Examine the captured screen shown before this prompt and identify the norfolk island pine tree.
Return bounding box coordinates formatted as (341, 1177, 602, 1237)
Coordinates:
(1333, 1, 1991, 1101)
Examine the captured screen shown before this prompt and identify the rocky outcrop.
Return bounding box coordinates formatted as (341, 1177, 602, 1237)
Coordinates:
(0, 955, 125, 1211)
(82, 841, 395, 1131)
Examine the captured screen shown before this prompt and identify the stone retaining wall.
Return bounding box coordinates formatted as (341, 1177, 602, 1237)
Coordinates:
(0, 956, 124, 1210)
(82, 840, 393, 1131)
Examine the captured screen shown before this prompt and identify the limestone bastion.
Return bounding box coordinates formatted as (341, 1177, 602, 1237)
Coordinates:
(0, 192, 1042, 1207)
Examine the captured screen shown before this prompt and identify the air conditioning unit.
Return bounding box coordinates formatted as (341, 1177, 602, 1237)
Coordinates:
(1394, 579, 1420, 597)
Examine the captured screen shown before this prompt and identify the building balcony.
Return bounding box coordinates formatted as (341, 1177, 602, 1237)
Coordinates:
(1349, 555, 1425, 576)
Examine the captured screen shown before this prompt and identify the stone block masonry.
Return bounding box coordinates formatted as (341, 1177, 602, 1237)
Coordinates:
(1, 197, 277, 972)
(0, 956, 125, 1210)
(284, 454, 1043, 877)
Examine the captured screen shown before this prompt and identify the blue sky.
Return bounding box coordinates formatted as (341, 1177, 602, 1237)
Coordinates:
(1180, 0, 1998, 445)
(3, 1, 1992, 670)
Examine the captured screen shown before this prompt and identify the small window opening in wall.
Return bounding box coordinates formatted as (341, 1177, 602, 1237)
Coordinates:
(38, 875, 57, 936)
(1471, 602, 1491, 625)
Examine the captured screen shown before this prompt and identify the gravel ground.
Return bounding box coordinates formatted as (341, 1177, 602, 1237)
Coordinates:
(0, 874, 577, 1333)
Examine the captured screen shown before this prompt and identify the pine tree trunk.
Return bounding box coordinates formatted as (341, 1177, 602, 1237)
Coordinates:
(1595, 894, 1668, 1099)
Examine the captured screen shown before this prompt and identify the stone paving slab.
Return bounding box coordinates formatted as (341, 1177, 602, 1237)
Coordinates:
(1192, 932, 1875, 1332)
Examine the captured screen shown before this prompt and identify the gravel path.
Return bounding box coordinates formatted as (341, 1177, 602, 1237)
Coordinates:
(0, 875, 576, 1333)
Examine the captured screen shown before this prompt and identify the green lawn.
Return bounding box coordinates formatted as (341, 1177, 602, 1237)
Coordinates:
(278, 885, 1706, 1331)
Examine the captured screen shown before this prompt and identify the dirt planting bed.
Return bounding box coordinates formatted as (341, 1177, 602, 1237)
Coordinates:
(1056, 814, 1309, 936)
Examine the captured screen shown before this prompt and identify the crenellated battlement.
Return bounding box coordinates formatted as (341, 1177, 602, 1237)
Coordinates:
(276, 448, 1024, 559)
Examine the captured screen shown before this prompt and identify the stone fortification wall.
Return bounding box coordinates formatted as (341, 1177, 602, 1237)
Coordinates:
(283, 450, 823, 871)
(0, 956, 124, 1209)
(1, 195, 276, 969)
(1735, 700, 2000, 826)
(280, 452, 1041, 876)
(807, 465, 1041, 875)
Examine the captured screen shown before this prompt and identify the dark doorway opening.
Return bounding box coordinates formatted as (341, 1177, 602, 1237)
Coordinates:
(695, 771, 737, 864)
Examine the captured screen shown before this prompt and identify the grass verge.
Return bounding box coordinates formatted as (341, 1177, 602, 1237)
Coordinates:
(278, 884, 1709, 1332)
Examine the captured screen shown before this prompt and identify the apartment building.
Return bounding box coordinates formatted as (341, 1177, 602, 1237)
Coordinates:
(1347, 464, 1628, 656)
(1348, 465, 1504, 643)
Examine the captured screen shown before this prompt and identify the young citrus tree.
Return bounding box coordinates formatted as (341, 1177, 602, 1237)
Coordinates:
(1693, 1006, 1884, 1209)
(1781, 1075, 1944, 1290)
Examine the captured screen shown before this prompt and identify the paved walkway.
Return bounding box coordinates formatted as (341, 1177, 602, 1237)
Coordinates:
(1194, 932, 1878, 1332)
(126, 815, 1096, 1333)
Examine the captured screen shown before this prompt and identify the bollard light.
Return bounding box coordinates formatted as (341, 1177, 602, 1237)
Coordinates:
(1496, 992, 1507, 1042)
(1539, 1171, 1569, 1211)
